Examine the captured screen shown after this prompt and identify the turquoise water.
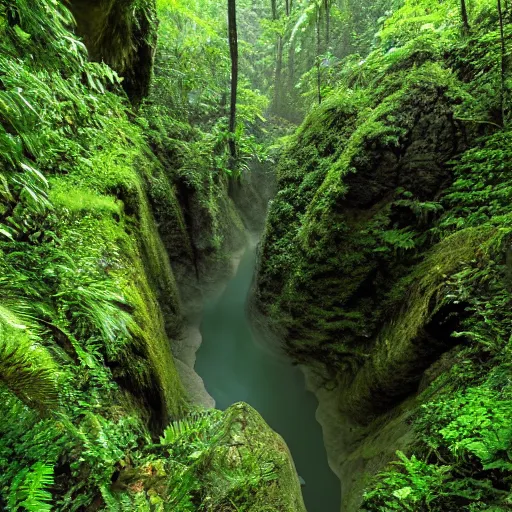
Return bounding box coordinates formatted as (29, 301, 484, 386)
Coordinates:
(195, 243, 341, 512)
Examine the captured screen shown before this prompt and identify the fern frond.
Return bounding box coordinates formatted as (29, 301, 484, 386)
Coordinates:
(9, 462, 54, 512)
(0, 305, 60, 412)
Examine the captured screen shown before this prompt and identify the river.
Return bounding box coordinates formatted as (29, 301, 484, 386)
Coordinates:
(194, 240, 341, 512)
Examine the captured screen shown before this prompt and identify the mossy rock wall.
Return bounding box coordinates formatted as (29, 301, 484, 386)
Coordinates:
(253, 63, 467, 375)
(114, 404, 307, 510)
(148, 147, 247, 308)
(69, 0, 158, 105)
(46, 126, 187, 431)
(253, 30, 512, 508)
(199, 403, 307, 512)
(142, 80, 247, 310)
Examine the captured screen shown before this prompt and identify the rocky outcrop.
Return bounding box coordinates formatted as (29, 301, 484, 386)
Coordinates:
(115, 403, 307, 511)
(69, 0, 158, 105)
(204, 403, 307, 512)
(253, 62, 468, 370)
(250, 59, 496, 509)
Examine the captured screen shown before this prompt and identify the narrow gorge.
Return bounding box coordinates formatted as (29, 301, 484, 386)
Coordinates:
(0, 0, 511, 511)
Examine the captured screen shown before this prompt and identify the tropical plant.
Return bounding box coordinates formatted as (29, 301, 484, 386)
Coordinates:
(0, 306, 59, 412)
(8, 462, 55, 512)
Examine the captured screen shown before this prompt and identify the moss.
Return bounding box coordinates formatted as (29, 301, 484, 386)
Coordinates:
(0, 1, 306, 510)
(69, 0, 158, 105)
(254, 17, 512, 508)
(254, 62, 467, 366)
(357, 130, 512, 509)
(50, 139, 187, 428)
(377, 226, 496, 356)
(202, 403, 307, 512)
(147, 165, 195, 281)
(50, 184, 122, 217)
(108, 404, 306, 510)
(337, 225, 498, 422)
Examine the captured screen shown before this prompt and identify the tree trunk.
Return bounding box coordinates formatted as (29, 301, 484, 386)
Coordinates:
(285, 0, 289, 16)
(341, 0, 350, 56)
(274, 36, 283, 113)
(460, 0, 470, 33)
(271, 0, 283, 114)
(228, 0, 238, 168)
(316, 5, 322, 104)
(324, 0, 330, 49)
(498, 0, 507, 125)
(287, 40, 296, 105)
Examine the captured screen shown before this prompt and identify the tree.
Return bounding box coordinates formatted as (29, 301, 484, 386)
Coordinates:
(316, 1, 322, 104)
(228, 0, 238, 168)
(324, 0, 330, 48)
(497, 0, 507, 125)
(271, 0, 288, 114)
(460, 0, 470, 33)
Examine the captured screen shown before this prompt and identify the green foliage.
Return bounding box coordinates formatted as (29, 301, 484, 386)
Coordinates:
(153, 0, 229, 119)
(362, 376, 512, 510)
(255, 0, 512, 508)
(378, 228, 417, 252)
(0, 0, 123, 242)
(0, 0, 292, 510)
(359, 122, 512, 512)
(85, 406, 292, 512)
(420, 387, 512, 472)
(439, 131, 512, 231)
(8, 462, 54, 512)
(3, 0, 511, 510)
(160, 411, 220, 448)
(0, 306, 59, 412)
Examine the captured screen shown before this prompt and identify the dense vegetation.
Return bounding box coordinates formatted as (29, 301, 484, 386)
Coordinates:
(253, 0, 512, 510)
(0, 0, 511, 510)
(0, 0, 302, 510)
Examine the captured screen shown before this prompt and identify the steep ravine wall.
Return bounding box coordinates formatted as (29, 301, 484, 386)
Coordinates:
(0, 2, 307, 508)
(251, 47, 512, 509)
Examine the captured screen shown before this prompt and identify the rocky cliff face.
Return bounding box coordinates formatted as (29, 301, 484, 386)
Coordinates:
(69, 0, 158, 105)
(252, 26, 512, 510)
(253, 61, 468, 372)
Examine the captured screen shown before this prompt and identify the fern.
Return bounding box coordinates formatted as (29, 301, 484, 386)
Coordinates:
(9, 462, 54, 512)
(0, 305, 59, 411)
(160, 411, 219, 446)
(99, 485, 120, 512)
(377, 228, 417, 252)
